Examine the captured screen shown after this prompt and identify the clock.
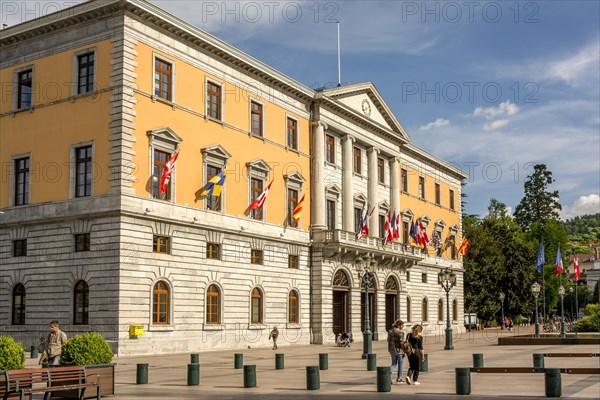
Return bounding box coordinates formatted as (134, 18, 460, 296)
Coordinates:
(361, 99, 371, 117)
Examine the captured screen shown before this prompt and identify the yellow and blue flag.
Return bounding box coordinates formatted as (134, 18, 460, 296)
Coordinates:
(201, 171, 226, 197)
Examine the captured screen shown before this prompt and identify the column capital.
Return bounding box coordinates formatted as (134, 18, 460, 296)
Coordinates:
(311, 120, 328, 129)
(368, 146, 380, 156)
(344, 134, 355, 144)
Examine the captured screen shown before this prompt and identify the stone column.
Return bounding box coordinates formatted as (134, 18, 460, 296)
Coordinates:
(342, 135, 354, 232)
(367, 147, 379, 237)
(390, 157, 400, 213)
(312, 121, 326, 230)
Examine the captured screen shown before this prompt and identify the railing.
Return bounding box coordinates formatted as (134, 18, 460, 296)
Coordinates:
(313, 230, 423, 257)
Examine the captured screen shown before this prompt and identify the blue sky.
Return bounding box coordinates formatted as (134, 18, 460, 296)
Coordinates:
(3, 1, 598, 219)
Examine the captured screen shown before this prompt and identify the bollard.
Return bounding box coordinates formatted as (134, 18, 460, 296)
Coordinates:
(30, 345, 38, 359)
(187, 363, 199, 386)
(455, 367, 471, 395)
(367, 353, 377, 371)
(319, 353, 328, 370)
(190, 353, 199, 364)
(275, 353, 284, 370)
(420, 353, 428, 372)
(306, 366, 320, 390)
(243, 365, 256, 388)
(234, 353, 243, 369)
(376, 366, 391, 392)
(544, 368, 561, 397)
(473, 353, 484, 368)
(533, 353, 545, 369)
(136, 363, 148, 384)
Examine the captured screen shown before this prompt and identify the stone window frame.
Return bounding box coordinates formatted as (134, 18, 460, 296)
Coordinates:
(69, 140, 96, 199)
(205, 77, 224, 122)
(249, 286, 265, 326)
(378, 200, 390, 239)
(71, 47, 97, 97)
(149, 278, 174, 331)
(249, 97, 265, 138)
(152, 52, 176, 103)
(288, 289, 300, 325)
(432, 219, 446, 256)
(284, 171, 305, 227)
(12, 64, 35, 111)
(147, 127, 183, 201)
(353, 193, 367, 234)
(8, 152, 32, 207)
(449, 224, 459, 259)
(452, 298, 458, 322)
(422, 297, 429, 323)
(12, 283, 26, 325)
(418, 175, 426, 200)
(247, 159, 271, 221)
(13, 239, 27, 257)
(73, 280, 90, 325)
(326, 185, 341, 230)
(201, 144, 231, 213)
(285, 114, 300, 151)
(438, 298, 444, 323)
(205, 282, 224, 327)
(449, 188, 456, 211)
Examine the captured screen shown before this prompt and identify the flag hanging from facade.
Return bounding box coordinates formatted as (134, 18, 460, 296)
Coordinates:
(573, 252, 580, 281)
(417, 219, 429, 248)
(535, 241, 545, 273)
(158, 152, 179, 196)
(430, 230, 442, 252)
(201, 171, 226, 197)
(441, 234, 455, 252)
(409, 219, 418, 245)
(356, 205, 374, 240)
(555, 245, 563, 276)
(383, 211, 392, 245)
(249, 180, 273, 209)
(394, 213, 400, 240)
(389, 211, 397, 242)
(293, 193, 305, 223)
(457, 237, 470, 255)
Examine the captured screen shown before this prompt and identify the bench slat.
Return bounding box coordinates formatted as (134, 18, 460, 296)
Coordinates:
(543, 353, 600, 358)
(562, 368, 600, 374)
(473, 367, 542, 373)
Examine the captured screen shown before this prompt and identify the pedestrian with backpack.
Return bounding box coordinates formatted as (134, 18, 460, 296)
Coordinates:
(387, 319, 406, 384)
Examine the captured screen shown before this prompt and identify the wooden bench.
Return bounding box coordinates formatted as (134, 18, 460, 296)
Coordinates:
(1, 365, 100, 400)
(543, 352, 600, 358)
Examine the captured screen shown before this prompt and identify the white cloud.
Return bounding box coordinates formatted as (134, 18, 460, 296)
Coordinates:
(419, 118, 450, 131)
(483, 119, 509, 131)
(545, 41, 600, 87)
(560, 194, 600, 220)
(473, 100, 520, 119)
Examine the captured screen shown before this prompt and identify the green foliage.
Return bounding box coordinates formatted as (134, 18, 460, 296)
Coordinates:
(593, 282, 599, 305)
(514, 164, 561, 230)
(60, 332, 113, 366)
(0, 336, 25, 370)
(575, 304, 600, 332)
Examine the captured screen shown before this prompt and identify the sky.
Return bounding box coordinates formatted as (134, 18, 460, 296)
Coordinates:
(2, 0, 599, 219)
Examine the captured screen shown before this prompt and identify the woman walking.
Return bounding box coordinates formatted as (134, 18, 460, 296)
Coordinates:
(387, 319, 405, 384)
(405, 324, 424, 385)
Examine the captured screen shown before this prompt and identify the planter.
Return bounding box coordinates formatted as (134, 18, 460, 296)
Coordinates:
(51, 363, 115, 398)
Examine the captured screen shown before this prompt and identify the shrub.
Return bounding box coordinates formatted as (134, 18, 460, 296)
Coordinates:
(60, 332, 113, 366)
(575, 304, 600, 333)
(0, 336, 25, 370)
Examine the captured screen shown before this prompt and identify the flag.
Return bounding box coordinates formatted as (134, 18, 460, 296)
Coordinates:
(573, 252, 580, 282)
(441, 234, 455, 252)
(417, 219, 429, 248)
(555, 245, 563, 276)
(158, 152, 179, 196)
(383, 211, 392, 245)
(458, 237, 470, 255)
(430, 230, 442, 251)
(249, 180, 273, 209)
(535, 241, 545, 273)
(389, 211, 397, 242)
(293, 193, 305, 223)
(394, 213, 400, 240)
(409, 219, 418, 245)
(201, 171, 226, 197)
(356, 205, 374, 240)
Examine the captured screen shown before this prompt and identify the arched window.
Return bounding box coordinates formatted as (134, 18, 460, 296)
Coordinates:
(406, 296, 411, 322)
(288, 290, 299, 323)
(251, 288, 263, 324)
(422, 298, 428, 322)
(152, 281, 170, 325)
(12, 284, 26, 325)
(452, 299, 458, 322)
(74, 280, 89, 325)
(206, 284, 221, 324)
(438, 299, 444, 322)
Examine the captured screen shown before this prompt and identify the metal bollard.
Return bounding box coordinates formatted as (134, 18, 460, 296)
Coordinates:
(275, 353, 284, 370)
(376, 366, 391, 392)
(319, 353, 328, 370)
(306, 366, 320, 390)
(367, 353, 377, 371)
(473, 353, 484, 368)
(455, 367, 471, 395)
(533, 353, 545, 369)
(544, 368, 561, 397)
(30, 345, 38, 359)
(420, 353, 428, 372)
(190, 353, 199, 364)
(234, 353, 243, 369)
(136, 363, 148, 384)
(187, 363, 199, 386)
(243, 365, 256, 388)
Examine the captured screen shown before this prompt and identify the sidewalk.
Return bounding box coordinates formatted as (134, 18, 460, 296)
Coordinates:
(27, 327, 600, 399)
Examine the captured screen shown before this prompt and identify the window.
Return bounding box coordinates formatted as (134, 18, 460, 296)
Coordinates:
(422, 273, 427, 283)
(422, 298, 428, 321)
(288, 255, 299, 269)
(250, 101, 263, 136)
(402, 222, 409, 244)
(12, 284, 26, 325)
(13, 239, 27, 257)
(288, 290, 299, 323)
(154, 58, 172, 100)
(206, 284, 220, 324)
(153, 236, 170, 254)
(75, 146, 92, 197)
(419, 176, 425, 199)
(152, 281, 169, 325)
(77, 53, 94, 94)
(406, 297, 411, 323)
(401, 168, 408, 192)
(377, 158, 385, 183)
(251, 288, 263, 324)
(326, 199, 336, 230)
(14, 157, 29, 206)
(354, 207, 363, 233)
(75, 233, 90, 252)
(353, 147, 362, 174)
(250, 177, 264, 220)
(287, 117, 298, 150)
(207, 243, 221, 260)
(449, 189, 455, 211)
(207, 81, 222, 120)
(287, 188, 299, 227)
(153, 149, 172, 200)
(251, 249, 263, 265)
(74, 280, 89, 325)
(205, 164, 222, 211)
(452, 299, 458, 321)
(438, 299, 444, 322)
(406, 270, 411, 281)
(326, 135, 335, 163)
(17, 69, 32, 109)
(379, 214, 386, 238)
(435, 183, 441, 205)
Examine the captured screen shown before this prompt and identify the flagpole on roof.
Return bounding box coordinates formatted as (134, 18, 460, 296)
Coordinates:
(337, 21, 341, 87)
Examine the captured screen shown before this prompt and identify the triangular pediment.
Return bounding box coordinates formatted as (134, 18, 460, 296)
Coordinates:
(326, 184, 342, 197)
(284, 171, 305, 184)
(354, 193, 368, 204)
(246, 159, 271, 173)
(201, 144, 231, 161)
(379, 200, 390, 211)
(147, 127, 183, 144)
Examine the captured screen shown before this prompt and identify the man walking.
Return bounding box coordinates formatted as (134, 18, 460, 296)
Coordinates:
(268, 326, 279, 350)
(45, 320, 68, 366)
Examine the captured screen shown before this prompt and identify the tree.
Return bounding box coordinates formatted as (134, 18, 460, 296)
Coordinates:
(514, 164, 561, 230)
(488, 198, 509, 219)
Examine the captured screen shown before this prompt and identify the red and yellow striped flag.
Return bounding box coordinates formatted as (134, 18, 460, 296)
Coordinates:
(293, 193, 305, 223)
(457, 237, 470, 255)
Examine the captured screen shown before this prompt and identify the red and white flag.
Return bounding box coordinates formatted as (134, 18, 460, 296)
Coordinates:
(249, 181, 273, 209)
(417, 219, 429, 248)
(159, 152, 179, 196)
(573, 253, 580, 282)
(394, 213, 400, 240)
(383, 211, 393, 245)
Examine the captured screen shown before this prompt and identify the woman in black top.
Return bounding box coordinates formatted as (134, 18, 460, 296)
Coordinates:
(406, 324, 424, 385)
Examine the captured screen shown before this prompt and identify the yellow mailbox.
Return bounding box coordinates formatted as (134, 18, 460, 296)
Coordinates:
(129, 324, 144, 336)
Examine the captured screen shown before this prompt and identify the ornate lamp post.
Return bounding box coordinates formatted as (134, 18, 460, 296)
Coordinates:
(356, 255, 377, 359)
(558, 285, 566, 337)
(499, 291, 505, 329)
(438, 268, 457, 350)
(531, 282, 541, 337)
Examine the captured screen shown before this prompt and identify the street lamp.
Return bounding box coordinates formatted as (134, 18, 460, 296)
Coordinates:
(356, 255, 377, 359)
(438, 268, 457, 350)
(531, 282, 541, 337)
(558, 285, 566, 337)
(499, 291, 505, 329)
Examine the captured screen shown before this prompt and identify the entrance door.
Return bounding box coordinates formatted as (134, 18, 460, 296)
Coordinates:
(360, 292, 376, 332)
(333, 290, 348, 335)
(385, 293, 398, 331)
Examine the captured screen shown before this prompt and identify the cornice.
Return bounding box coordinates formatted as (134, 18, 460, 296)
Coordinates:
(402, 143, 469, 180)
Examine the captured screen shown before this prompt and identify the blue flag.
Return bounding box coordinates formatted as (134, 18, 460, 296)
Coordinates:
(535, 241, 545, 273)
